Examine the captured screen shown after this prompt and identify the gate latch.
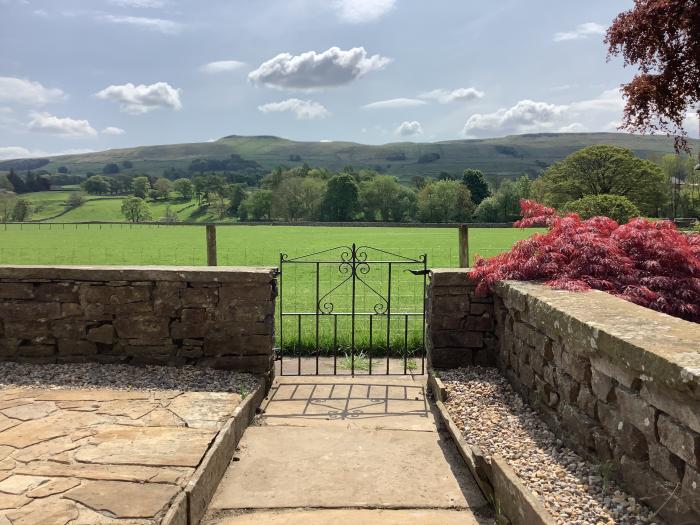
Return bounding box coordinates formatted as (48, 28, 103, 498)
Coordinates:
(406, 269, 430, 276)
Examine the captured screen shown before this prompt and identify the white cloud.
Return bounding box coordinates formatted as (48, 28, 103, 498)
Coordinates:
(200, 60, 246, 74)
(559, 122, 586, 133)
(32, 9, 48, 17)
(0, 146, 32, 160)
(419, 87, 484, 104)
(464, 100, 567, 136)
(95, 82, 182, 114)
(396, 120, 423, 137)
(249, 46, 390, 90)
(258, 98, 329, 120)
(320, 139, 333, 142)
(0, 146, 96, 160)
(109, 0, 167, 7)
(28, 112, 97, 137)
(333, 0, 396, 23)
(363, 98, 426, 110)
(98, 15, 181, 34)
(462, 89, 628, 137)
(0, 77, 64, 106)
(554, 22, 606, 42)
(102, 126, 125, 135)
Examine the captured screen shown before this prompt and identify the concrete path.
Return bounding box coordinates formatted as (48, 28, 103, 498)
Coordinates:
(202, 375, 494, 524)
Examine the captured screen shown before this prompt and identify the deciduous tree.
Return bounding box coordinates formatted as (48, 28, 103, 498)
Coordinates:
(606, 0, 700, 152)
(121, 197, 152, 223)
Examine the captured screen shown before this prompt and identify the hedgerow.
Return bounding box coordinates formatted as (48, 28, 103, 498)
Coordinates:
(471, 199, 700, 323)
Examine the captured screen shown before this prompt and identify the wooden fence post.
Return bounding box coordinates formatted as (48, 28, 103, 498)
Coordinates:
(206, 224, 217, 266)
(458, 225, 469, 268)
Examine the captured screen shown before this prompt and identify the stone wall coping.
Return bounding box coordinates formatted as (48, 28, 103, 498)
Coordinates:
(496, 280, 700, 392)
(0, 265, 278, 283)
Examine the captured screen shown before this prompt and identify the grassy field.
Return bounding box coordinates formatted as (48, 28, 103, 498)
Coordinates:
(20, 191, 217, 223)
(0, 223, 540, 356)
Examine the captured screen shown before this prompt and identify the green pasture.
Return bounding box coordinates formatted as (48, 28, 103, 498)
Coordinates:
(0, 223, 541, 356)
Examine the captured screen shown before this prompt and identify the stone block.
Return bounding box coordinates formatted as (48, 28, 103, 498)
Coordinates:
(181, 287, 217, 308)
(429, 270, 472, 287)
(0, 283, 33, 299)
(61, 303, 82, 317)
(590, 368, 614, 402)
(465, 314, 494, 332)
(576, 386, 597, 418)
(34, 282, 79, 302)
(590, 355, 639, 390)
(57, 340, 97, 356)
(181, 308, 210, 324)
(3, 320, 51, 338)
(431, 330, 483, 349)
(641, 381, 700, 435)
(559, 403, 596, 450)
(429, 347, 473, 369)
(648, 443, 685, 483)
(153, 281, 183, 316)
(17, 344, 55, 357)
(683, 465, 700, 514)
(620, 455, 696, 523)
(0, 302, 62, 321)
(597, 402, 648, 460)
(529, 349, 544, 375)
(87, 324, 115, 345)
(51, 320, 86, 339)
(113, 316, 169, 340)
(658, 414, 700, 469)
(80, 285, 151, 305)
(0, 338, 19, 356)
(470, 303, 492, 315)
(519, 364, 535, 389)
(560, 350, 591, 385)
(198, 354, 272, 373)
(556, 371, 580, 404)
(171, 321, 210, 340)
(542, 365, 556, 388)
(615, 386, 657, 441)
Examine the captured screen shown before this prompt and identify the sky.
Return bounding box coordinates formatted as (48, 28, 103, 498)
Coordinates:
(0, 0, 697, 160)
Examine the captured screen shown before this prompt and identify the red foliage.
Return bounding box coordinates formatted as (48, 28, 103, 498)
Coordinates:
(471, 202, 700, 323)
(513, 199, 558, 228)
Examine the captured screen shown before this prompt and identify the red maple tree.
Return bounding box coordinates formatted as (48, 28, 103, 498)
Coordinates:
(471, 200, 700, 323)
(605, 0, 700, 152)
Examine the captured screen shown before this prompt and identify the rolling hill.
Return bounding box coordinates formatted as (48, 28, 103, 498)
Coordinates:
(2, 132, 696, 184)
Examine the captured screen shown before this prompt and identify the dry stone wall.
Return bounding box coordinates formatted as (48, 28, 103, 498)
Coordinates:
(427, 270, 700, 523)
(0, 265, 277, 374)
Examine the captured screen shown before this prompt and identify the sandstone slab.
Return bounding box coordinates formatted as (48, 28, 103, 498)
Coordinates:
(65, 480, 179, 518)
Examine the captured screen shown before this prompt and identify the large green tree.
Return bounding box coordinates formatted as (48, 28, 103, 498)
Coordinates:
(462, 169, 491, 205)
(82, 175, 110, 195)
(322, 174, 359, 221)
(536, 145, 667, 216)
(132, 176, 151, 199)
(173, 178, 195, 200)
(359, 175, 406, 221)
(121, 197, 152, 223)
(417, 180, 474, 222)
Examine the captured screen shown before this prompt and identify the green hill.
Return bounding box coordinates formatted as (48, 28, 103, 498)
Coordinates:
(3, 132, 696, 185)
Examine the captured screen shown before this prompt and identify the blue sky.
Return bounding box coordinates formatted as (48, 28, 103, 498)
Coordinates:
(0, 0, 696, 159)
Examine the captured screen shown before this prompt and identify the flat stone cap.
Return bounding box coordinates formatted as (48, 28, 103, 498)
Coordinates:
(497, 280, 700, 394)
(0, 265, 278, 283)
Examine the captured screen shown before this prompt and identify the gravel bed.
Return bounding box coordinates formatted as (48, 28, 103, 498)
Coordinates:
(441, 367, 661, 525)
(0, 362, 260, 395)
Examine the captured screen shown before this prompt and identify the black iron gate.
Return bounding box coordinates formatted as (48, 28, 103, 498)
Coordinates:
(278, 244, 427, 376)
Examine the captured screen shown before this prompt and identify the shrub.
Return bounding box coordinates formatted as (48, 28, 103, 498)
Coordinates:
(563, 194, 640, 224)
(472, 200, 700, 323)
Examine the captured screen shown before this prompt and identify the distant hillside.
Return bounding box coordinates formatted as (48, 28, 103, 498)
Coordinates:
(3, 133, 696, 184)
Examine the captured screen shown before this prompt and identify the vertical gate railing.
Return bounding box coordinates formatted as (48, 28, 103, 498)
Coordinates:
(278, 244, 427, 376)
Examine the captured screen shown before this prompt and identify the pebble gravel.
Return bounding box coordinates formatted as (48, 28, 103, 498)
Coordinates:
(441, 367, 662, 525)
(0, 362, 259, 395)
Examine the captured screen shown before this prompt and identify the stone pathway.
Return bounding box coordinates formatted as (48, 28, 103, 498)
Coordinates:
(0, 364, 255, 524)
(203, 375, 494, 524)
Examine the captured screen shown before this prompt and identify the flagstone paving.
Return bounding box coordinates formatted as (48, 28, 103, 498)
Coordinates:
(203, 375, 495, 525)
(0, 363, 258, 524)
